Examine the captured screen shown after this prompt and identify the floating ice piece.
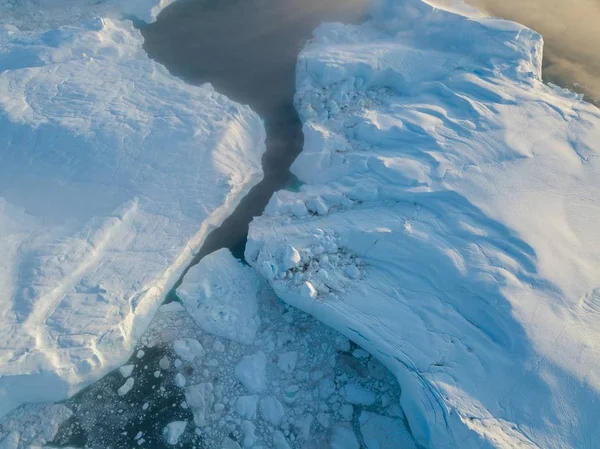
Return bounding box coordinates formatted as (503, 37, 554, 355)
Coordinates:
(273, 430, 292, 449)
(281, 245, 302, 271)
(300, 281, 318, 299)
(235, 352, 267, 393)
(163, 421, 187, 446)
(236, 395, 259, 420)
(330, 423, 359, 449)
(173, 339, 206, 362)
(343, 384, 376, 406)
(359, 412, 415, 449)
(222, 437, 243, 449)
(174, 373, 186, 388)
(119, 365, 134, 378)
(117, 378, 134, 396)
(259, 396, 285, 426)
(277, 351, 298, 374)
(177, 249, 261, 344)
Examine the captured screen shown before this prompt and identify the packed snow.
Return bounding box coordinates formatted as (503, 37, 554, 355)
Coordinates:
(0, 13, 265, 416)
(246, 0, 600, 448)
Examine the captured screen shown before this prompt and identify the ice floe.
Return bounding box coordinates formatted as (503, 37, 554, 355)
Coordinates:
(246, 0, 600, 447)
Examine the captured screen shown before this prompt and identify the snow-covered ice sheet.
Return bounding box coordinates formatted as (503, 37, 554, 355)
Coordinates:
(0, 0, 177, 30)
(0, 17, 265, 416)
(246, 0, 600, 447)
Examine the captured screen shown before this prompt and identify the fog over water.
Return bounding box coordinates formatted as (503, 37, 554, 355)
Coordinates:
(433, 0, 600, 106)
(141, 0, 371, 291)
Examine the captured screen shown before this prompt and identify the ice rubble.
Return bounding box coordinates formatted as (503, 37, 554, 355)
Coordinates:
(0, 14, 265, 415)
(246, 0, 600, 448)
(8, 248, 413, 448)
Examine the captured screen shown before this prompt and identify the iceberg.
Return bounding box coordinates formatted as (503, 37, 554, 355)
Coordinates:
(0, 15, 265, 416)
(246, 0, 600, 447)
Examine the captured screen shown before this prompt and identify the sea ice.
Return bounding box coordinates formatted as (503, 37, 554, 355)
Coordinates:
(0, 12, 265, 416)
(245, 0, 600, 447)
(162, 420, 187, 445)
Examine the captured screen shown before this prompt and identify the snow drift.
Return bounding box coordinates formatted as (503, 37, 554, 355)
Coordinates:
(246, 0, 600, 447)
(0, 16, 265, 416)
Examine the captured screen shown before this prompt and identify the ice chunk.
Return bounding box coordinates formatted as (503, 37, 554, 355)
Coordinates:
(240, 421, 256, 448)
(245, 1, 600, 447)
(177, 249, 261, 344)
(174, 373, 186, 388)
(277, 351, 298, 374)
(222, 437, 243, 449)
(173, 339, 206, 362)
(117, 378, 134, 396)
(119, 365, 134, 378)
(343, 384, 375, 406)
(235, 352, 267, 393)
(235, 395, 259, 420)
(273, 430, 292, 449)
(359, 412, 415, 449)
(163, 421, 187, 446)
(185, 383, 214, 428)
(329, 423, 359, 449)
(300, 281, 318, 299)
(259, 396, 285, 426)
(281, 245, 301, 270)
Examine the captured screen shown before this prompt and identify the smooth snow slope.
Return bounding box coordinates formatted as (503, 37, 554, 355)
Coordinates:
(0, 17, 265, 416)
(246, 0, 600, 447)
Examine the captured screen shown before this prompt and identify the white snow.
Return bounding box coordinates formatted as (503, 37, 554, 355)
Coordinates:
(163, 420, 187, 446)
(235, 352, 267, 393)
(177, 248, 261, 344)
(0, 9, 265, 416)
(245, 0, 600, 448)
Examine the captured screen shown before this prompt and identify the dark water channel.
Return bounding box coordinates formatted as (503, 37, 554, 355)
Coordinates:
(141, 0, 371, 301)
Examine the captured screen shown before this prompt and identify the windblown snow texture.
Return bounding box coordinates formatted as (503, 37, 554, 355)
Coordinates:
(246, 0, 600, 447)
(0, 14, 265, 416)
